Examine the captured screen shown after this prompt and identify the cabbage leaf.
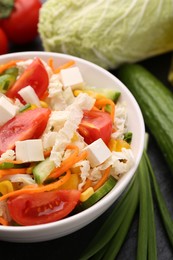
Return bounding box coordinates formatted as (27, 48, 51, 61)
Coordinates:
(38, 0, 173, 69)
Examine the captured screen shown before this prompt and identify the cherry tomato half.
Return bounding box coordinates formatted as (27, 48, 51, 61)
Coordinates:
(6, 57, 49, 101)
(78, 110, 113, 144)
(1, 0, 42, 45)
(0, 28, 8, 54)
(0, 108, 51, 156)
(7, 190, 81, 226)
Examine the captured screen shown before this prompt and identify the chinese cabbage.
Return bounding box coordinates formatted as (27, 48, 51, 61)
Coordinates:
(38, 0, 173, 69)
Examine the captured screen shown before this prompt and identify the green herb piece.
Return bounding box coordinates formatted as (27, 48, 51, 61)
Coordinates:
(19, 103, 31, 113)
(79, 174, 138, 260)
(168, 54, 173, 85)
(137, 152, 157, 260)
(145, 151, 173, 247)
(101, 174, 139, 260)
(0, 74, 16, 93)
(137, 154, 148, 260)
(0, 0, 14, 19)
(0, 162, 14, 169)
(124, 132, 133, 144)
(4, 67, 18, 77)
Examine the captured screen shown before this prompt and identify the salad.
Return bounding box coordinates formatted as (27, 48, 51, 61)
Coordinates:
(0, 57, 134, 226)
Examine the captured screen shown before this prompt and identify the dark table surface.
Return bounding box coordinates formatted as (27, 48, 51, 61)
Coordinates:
(1, 35, 173, 260)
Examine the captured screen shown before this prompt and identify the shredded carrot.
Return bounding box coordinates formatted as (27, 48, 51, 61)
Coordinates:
(48, 58, 55, 71)
(54, 60, 75, 73)
(81, 178, 92, 193)
(0, 170, 71, 202)
(95, 98, 115, 121)
(0, 60, 21, 74)
(0, 168, 26, 178)
(93, 167, 111, 191)
(49, 150, 87, 180)
(91, 105, 100, 111)
(48, 144, 85, 179)
(43, 148, 52, 158)
(0, 216, 9, 226)
(40, 90, 49, 101)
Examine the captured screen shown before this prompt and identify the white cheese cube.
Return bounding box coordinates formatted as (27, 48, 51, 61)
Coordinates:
(18, 85, 41, 107)
(0, 96, 17, 126)
(15, 139, 44, 162)
(60, 67, 84, 89)
(84, 138, 111, 168)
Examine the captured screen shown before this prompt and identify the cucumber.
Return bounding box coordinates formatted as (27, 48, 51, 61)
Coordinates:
(74, 87, 121, 102)
(117, 64, 173, 174)
(79, 175, 117, 210)
(90, 87, 121, 101)
(33, 157, 55, 184)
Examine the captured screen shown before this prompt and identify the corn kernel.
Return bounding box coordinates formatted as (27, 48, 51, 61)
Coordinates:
(0, 180, 13, 195)
(40, 101, 48, 108)
(71, 132, 78, 142)
(108, 138, 130, 152)
(80, 187, 94, 202)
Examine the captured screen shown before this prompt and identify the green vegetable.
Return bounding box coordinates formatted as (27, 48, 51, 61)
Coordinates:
(19, 103, 31, 113)
(137, 152, 157, 260)
(145, 152, 173, 247)
(123, 132, 132, 144)
(74, 88, 120, 102)
(117, 63, 173, 175)
(33, 157, 55, 184)
(4, 67, 18, 77)
(79, 175, 117, 210)
(79, 124, 173, 260)
(0, 162, 29, 169)
(0, 66, 18, 93)
(38, 0, 173, 69)
(79, 172, 139, 260)
(0, 162, 14, 169)
(168, 54, 173, 85)
(0, 74, 16, 93)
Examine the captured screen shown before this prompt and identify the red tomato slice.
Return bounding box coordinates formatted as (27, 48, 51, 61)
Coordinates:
(6, 58, 49, 101)
(78, 110, 113, 144)
(1, 0, 42, 45)
(7, 190, 81, 226)
(0, 108, 51, 156)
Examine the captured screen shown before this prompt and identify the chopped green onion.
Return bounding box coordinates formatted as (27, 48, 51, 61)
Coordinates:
(101, 174, 139, 260)
(137, 152, 157, 260)
(79, 133, 172, 260)
(137, 154, 148, 260)
(0, 162, 14, 169)
(19, 103, 31, 112)
(145, 151, 173, 247)
(123, 132, 133, 144)
(79, 175, 138, 260)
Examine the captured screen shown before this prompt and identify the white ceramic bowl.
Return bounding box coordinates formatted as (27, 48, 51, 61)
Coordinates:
(0, 51, 145, 243)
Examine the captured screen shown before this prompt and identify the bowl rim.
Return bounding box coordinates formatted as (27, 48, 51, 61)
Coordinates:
(0, 51, 145, 235)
